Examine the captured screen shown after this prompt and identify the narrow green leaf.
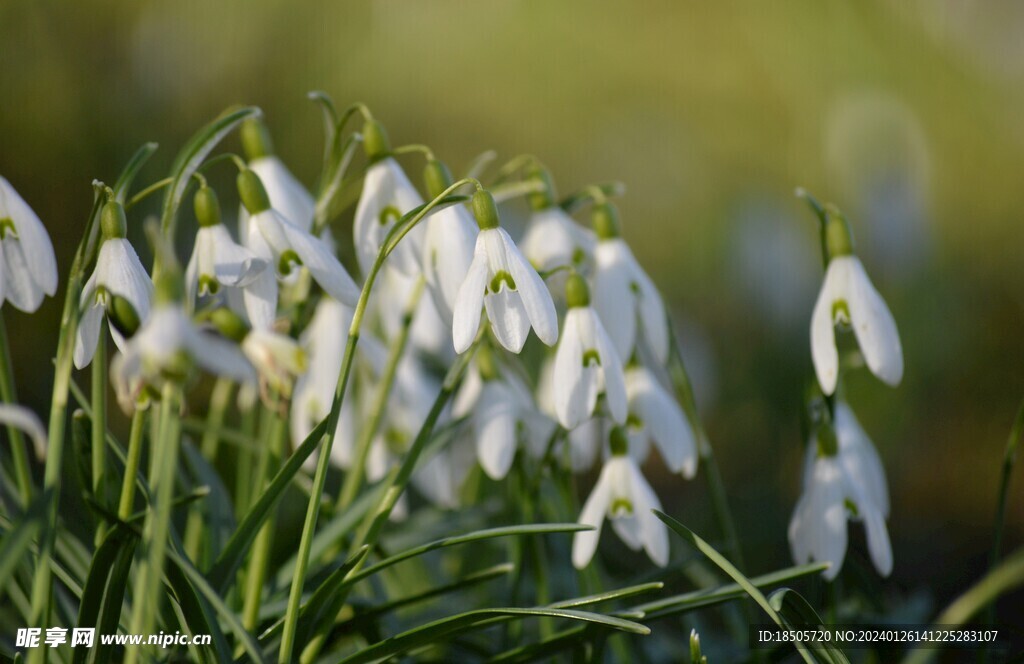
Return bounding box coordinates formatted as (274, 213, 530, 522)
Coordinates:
(549, 582, 663, 611)
(654, 510, 817, 664)
(769, 588, 850, 664)
(337, 607, 649, 664)
(0, 491, 49, 591)
(113, 142, 159, 203)
(180, 440, 237, 562)
(163, 557, 233, 664)
(71, 524, 133, 664)
(92, 537, 138, 664)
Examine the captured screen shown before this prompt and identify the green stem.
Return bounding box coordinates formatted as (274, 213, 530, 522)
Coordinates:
(0, 310, 33, 506)
(336, 277, 424, 510)
(91, 324, 108, 546)
(278, 178, 481, 663)
(183, 377, 234, 563)
(985, 397, 1024, 630)
(117, 409, 146, 520)
(124, 383, 181, 664)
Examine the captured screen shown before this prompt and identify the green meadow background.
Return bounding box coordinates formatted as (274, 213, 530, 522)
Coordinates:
(2, 0, 1022, 627)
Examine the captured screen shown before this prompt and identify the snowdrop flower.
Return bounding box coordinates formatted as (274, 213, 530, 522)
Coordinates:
(0, 403, 47, 460)
(0, 176, 58, 312)
(536, 357, 603, 471)
(520, 168, 595, 273)
(452, 346, 555, 480)
(452, 190, 558, 354)
(111, 270, 255, 413)
(238, 118, 316, 232)
(788, 402, 892, 580)
(591, 203, 669, 364)
(237, 168, 360, 330)
(624, 365, 697, 477)
(420, 158, 476, 323)
(553, 273, 627, 429)
(573, 427, 669, 569)
(810, 210, 902, 395)
(235, 323, 307, 401)
(74, 200, 153, 369)
(185, 185, 268, 303)
(353, 119, 426, 276)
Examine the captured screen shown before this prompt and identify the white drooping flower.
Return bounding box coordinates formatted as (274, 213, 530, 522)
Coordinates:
(788, 402, 892, 580)
(238, 169, 360, 330)
(520, 206, 596, 274)
(453, 349, 555, 480)
(186, 186, 268, 304)
(0, 176, 58, 313)
(591, 204, 669, 364)
(420, 164, 477, 323)
(238, 118, 316, 233)
(452, 191, 558, 354)
(353, 156, 425, 277)
(536, 356, 603, 472)
(810, 254, 902, 396)
(573, 429, 669, 569)
(552, 274, 627, 429)
(241, 328, 307, 400)
(624, 365, 697, 477)
(111, 289, 255, 413)
(74, 201, 153, 369)
(0, 403, 47, 460)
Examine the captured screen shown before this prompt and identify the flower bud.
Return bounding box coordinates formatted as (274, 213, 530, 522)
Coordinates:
(423, 158, 454, 199)
(107, 294, 141, 338)
(609, 426, 629, 456)
(824, 206, 854, 259)
(193, 185, 222, 228)
(526, 164, 556, 211)
(100, 200, 128, 240)
(362, 118, 391, 163)
(565, 272, 590, 309)
(472, 189, 500, 231)
(237, 168, 271, 214)
(241, 117, 274, 160)
(592, 202, 621, 240)
(206, 307, 250, 343)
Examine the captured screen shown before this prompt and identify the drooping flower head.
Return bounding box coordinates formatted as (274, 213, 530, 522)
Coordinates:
(573, 427, 669, 569)
(623, 364, 697, 477)
(75, 199, 153, 369)
(238, 117, 316, 232)
(237, 168, 360, 330)
(810, 207, 902, 395)
(420, 158, 476, 324)
(0, 176, 58, 312)
(591, 202, 669, 364)
(452, 190, 558, 354)
(552, 272, 627, 429)
(519, 165, 596, 275)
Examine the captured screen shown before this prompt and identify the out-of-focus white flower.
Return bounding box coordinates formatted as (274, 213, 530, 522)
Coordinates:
(377, 267, 451, 358)
(810, 252, 902, 396)
(552, 274, 627, 429)
(421, 160, 476, 323)
(789, 401, 892, 580)
(591, 204, 669, 364)
(452, 191, 558, 354)
(453, 349, 555, 480)
(573, 428, 668, 569)
(0, 403, 47, 460)
(111, 298, 255, 413)
(238, 169, 360, 330)
(0, 176, 58, 313)
(411, 434, 476, 509)
(75, 201, 153, 369)
(624, 365, 697, 477)
(520, 206, 596, 275)
(186, 186, 267, 303)
(241, 328, 306, 400)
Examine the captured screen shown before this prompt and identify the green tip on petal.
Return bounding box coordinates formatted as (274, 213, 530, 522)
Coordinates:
(526, 164, 556, 211)
(237, 169, 271, 214)
(472, 189, 500, 230)
(194, 185, 222, 228)
(363, 118, 391, 162)
(592, 202, 621, 240)
(241, 117, 274, 160)
(609, 426, 629, 456)
(565, 272, 590, 308)
(100, 200, 128, 240)
(824, 206, 854, 259)
(423, 158, 454, 199)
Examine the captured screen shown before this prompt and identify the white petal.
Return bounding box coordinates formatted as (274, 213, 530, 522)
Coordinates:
(810, 259, 844, 396)
(845, 256, 903, 387)
(208, 224, 268, 288)
(2, 241, 46, 312)
(0, 177, 58, 296)
(572, 463, 613, 569)
(568, 418, 603, 471)
(474, 384, 518, 479)
(633, 260, 669, 364)
(452, 246, 489, 354)
(422, 205, 476, 322)
(593, 241, 637, 361)
(73, 304, 105, 369)
(593, 310, 628, 424)
(95, 239, 154, 321)
(249, 156, 315, 232)
(627, 367, 697, 477)
(520, 207, 596, 272)
(860, 502, 893, 577)
(0, 403, 47, 460)
(788, 458, 848, 580)
(627, 460, 669, 567)
(553, 309, 590, 429)
(834, 402, 889, 516)
(273, 212, 360, 306)
(485, 286, 531, 354)
(179, 315, 257, 383)
(502, 229, 558, 346)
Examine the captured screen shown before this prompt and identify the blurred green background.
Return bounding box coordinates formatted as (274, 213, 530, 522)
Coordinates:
(2, 0, 1022, 627)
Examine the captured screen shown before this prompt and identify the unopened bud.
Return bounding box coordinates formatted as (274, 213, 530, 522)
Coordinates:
(824, 206, 854, 259)
(206, 307, 250, 343)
